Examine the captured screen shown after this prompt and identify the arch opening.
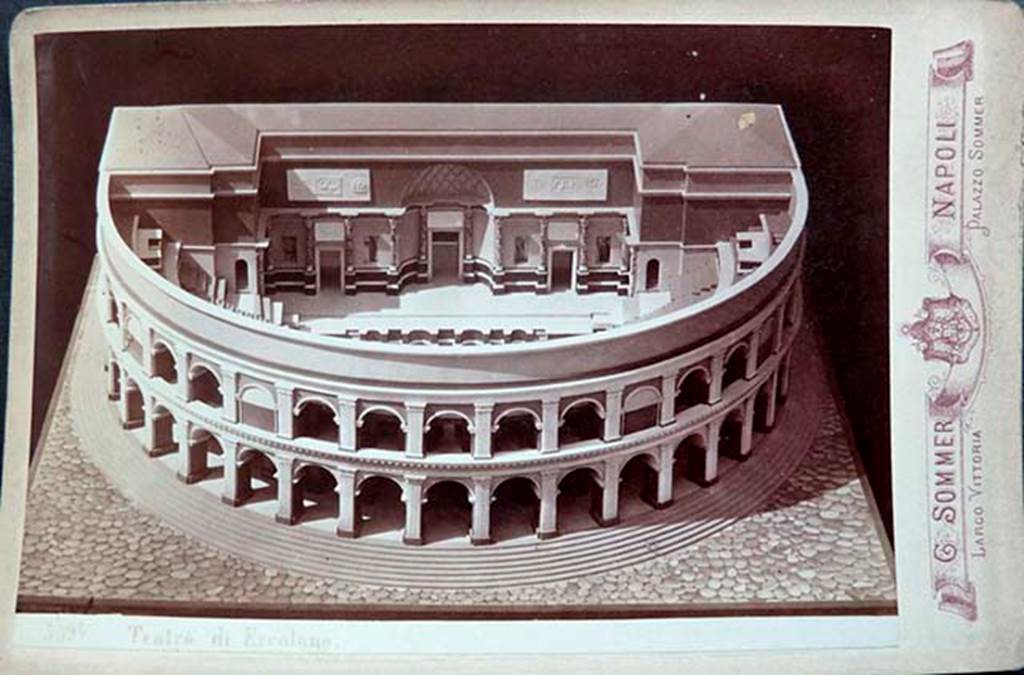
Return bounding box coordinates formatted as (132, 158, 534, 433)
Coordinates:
(354, 476, 405, 538)
(152, 343, 177, 384)
(618, 453, 659, 517)
(722, 345, 748, 391)
(493, 412, 539, 453)
(720, 408, 745, 459)
(675, 368, 711, 414)
(149, 404, 177, 457)
(357, 410, 406, 451)
(645, 258, 661, 291)
(422, 480, 472, 544)
(123, 378, 144, 428)
(234, 259, 250, 292)
(490, 477, 540, 543)
(558, 401, 603, 446)
(294, 400, 339, 443)
(237, 449, 277, 505)
(189, 366, 223, 408)
(185, 429, 224, 483)
(758, 320, 776, 367)
(294, 465, 338, 524)
(622, 387, 660, 435)
(424, 414, 471, 455)
(674, 433, 708, 490)
(556, 467, 602, 534)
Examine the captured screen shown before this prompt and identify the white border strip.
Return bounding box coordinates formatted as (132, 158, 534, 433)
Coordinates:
(13, 614, 898, 654)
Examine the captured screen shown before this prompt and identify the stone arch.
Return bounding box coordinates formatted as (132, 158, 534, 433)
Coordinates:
(754, 378, 775, 432)
(238, 383, 277, 431)
(294, 397, 340, 443)
(422, 480, 473, 544)
(234, 258, 250, 292)
(675, 366, 711, 413)
(492, 408, 541, 453)
(122, 375, 145, 428)
(557, 466, 603, 533)
(722, 342, 749, 391)
(491, 475, 541, 542)
(622, 385, 661, 435)
(183, 426, 224, 483)
(424, 410, 473, 455)
(618, 451, 659, 515)
(558, 398, 605, 446)
(188, 363, 223, 408)
(720, 406, 746, 459)
(293, 463, 338, 524)
(674, 432, 709, 487)
(645, 258, 661, 291)
(357, 406, 406, 451)
(354, 474, 405, 538)
(237, 448, 278, 504)
(152, 340, 178, 384)
(147, 402, 176, 456)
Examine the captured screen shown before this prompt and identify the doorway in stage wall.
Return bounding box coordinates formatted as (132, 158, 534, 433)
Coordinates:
(430, 231, 461, 283)
(318, 250, 343, 292)
(550, 249, 575, 292)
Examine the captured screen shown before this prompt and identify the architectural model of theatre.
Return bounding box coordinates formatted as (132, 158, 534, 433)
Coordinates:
(97, 103, 807, 546)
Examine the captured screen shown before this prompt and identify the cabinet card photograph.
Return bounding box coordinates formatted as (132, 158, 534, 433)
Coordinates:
(1, 2, 1021, 673)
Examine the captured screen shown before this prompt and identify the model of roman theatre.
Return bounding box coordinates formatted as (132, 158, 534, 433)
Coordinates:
(97, 103, 806, 547)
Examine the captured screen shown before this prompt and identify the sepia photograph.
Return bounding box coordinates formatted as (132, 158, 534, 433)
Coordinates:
(1, 2, 1021, 672)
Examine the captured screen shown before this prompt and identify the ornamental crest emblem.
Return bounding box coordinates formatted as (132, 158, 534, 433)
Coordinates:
(902, 294, 980, 365)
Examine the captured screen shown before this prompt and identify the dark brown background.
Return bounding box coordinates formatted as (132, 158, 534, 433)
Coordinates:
(28, 25, 893, 536)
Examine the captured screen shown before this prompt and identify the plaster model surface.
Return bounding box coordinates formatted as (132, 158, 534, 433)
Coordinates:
(97, 103, 806, 547)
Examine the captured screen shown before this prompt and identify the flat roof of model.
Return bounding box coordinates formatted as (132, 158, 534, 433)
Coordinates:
(102, 103, 799, 173)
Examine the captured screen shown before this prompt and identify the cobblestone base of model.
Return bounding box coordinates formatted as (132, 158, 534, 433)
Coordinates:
(19, 366, 895, 607)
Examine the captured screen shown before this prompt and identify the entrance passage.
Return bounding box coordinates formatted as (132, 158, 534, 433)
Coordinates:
(431, 232, 461, 282)
(319, 250, 342, 291)
(550, 250, 574, 291)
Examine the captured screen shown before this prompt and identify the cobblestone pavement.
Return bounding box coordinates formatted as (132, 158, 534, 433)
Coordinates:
(19, 364, 896, 609)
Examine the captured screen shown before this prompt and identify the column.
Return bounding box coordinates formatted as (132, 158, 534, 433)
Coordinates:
(274, 455, 297, 525)
(779, 351, 792, 398)
(603, 388, 623, 441)
(538, 215, 549, 273)
(140, 328, 154, 378)
(418, 208, 429, 280)
(175, 418, 194, 483)
(774, 305, 786, 353)
(473, 404, 493, 459)
(402, 476, 425, 545)
(702, 420, 721, 487)
(335, 469, 357, 538)
(746, 331, 760, 378)
(177, 351, 191, 401)
(343, 217, 354, 281)
(740, 396, 756, 459)
(659, 373, 676, 425)
(493, 215, 504, 273)
(275, 385, 294, 438)
(221, 439, 241, 506)
(388, 216, 399, 274)
(598, 461, 621, 527)
(106, 353, 119, 400)
(470, 477, 492, 545)
(765, 371, 779, 429)
(304, 220, 315, 274)
(537, 471, 560, 540)
(337, 396, 357, 451)
(709, 353, 725, 404)
(221, 366, 238, 423)
(656, 443, 675, 508)
(142, 395, 158, 454)
(117, 366, 130, 427)
(577, 215, 589, 276)
(463, 206, 474, 266)
(405, 403, 426, 459)
(540, 398, 560, 454)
